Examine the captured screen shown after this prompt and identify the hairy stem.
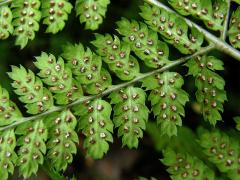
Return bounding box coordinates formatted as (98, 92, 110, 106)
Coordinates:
(0, 45, 215, 132)
(146, 0, 240, 62)
(0, 0, 12, 6)
(221, 0, 231, 40)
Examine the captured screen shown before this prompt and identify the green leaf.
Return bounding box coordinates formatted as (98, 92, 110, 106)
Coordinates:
(0, 130, 17, 180)
(234, 116, 240, 131)
(185, 56, 227, 125)
(161, 148, 215, 180)
(0, 6, 13, 40)
(42, 0, 73, 34)
(12, 0, 41, 48)
(16, 119, 47, 179)
(75, 0, 110, 30)
(61, 43, 102, 84)
(92, 33, 140, 80)
(0, 86, 21, 126)
(228, 7, 240, 49)
(140, 3, 204, 54)
(73, 99, 113, 159)
(167, 0, 227, 31)
(198, 129, 240, 179)
(34, 52, 72, 94)
(109, 86, 148, 148)
(45, 109, 78, 171)
(117, 18, 170, 68)
(0, 86, 20, 179)
(142, 72, 189, 137)
(8, 65, 53, 114)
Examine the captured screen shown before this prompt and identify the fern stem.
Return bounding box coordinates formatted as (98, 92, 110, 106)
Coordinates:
(0, 45, 215, 132)
(0, 0, 12, 6)
(221, 0, 231, 40)
(146, 0, 240, 62)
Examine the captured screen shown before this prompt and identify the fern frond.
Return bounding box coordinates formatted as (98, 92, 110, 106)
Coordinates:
(12, 0, 41, 49)
(199, 129, 240, 180)
(75, 0, 110, 30)
(84, 68, 112, 95)
(0, 86, 21, 180)
(45, 109, 78, 171)
(109, 86, 148, 148)
(15, 119, 47, 178)
(228, 7, 240, 49)
(92, 34, 140, 80)
(186, 55, 227, 125)
(41, 0, 73, 34)
(8, 65, 53, 114)
(142, 72, 189, 137)
(117, 18, 170, 68)
(234, 116, 240, 131)
(167, 0, 227, 31)
(161, 148, 215, 180)
(61, 43, 102, 85)
(0, 5, 13, 40)
(73, 99, 113, 159)
(140, 3, 204, 54)
(34, 52, 72, 94)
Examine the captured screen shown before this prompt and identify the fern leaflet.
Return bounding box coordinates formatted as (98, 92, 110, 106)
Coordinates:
(15, 119, 47, 178)
(8, 65, 53, 114)
(109, 86, 149, 148)
(228, 7, 240, 49)
(12, 0, 41, 48)
(61, 43, 102, 85)
(45, 109, 78, 171)
(92, 34, 140, 80)
(41, 0, 73, 34)
(142, 72, 189, 136)
(0, 5, 13, 40)
(186, 55, 227, 125)
(0, 86, 21, 180)
(199, 129, 240, 180)
(34, 52, 72, 94)
(162, 148, 215, 180)
(73, 99, 113, 159)
(75, 0, 110, 30)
